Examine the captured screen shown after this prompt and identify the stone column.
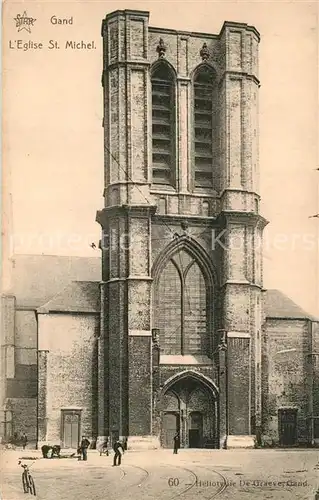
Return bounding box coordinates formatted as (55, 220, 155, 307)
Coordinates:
(216, 212, 267, 441)
(151, 330, 160, 438)
(99, 10, 158, 449)
(307, 321, 319, 444)
(219, 22, 260, 204)
(217, 332, 228, 448)
(96, 281, 108, 449)
(217, 24, 267, 445)
(37, 350, 48, 444)
(1, 295, 15, 382)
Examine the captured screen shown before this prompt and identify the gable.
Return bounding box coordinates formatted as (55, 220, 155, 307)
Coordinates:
(9, 254, 101, 308)
(264, 289, 316, 321)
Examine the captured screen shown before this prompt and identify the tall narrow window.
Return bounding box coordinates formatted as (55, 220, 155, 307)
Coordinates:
(151, 63, 175, 186)
(155, 249, 210, 355)
(193, 67, 215, 188)
(184, 262, 207, 353)
(157, 260, 182, 354)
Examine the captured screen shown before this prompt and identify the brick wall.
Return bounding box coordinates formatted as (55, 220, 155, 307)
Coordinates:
(227, 337, 250, 434)
(1, 303, 38, 441)
(312, 322, 319, 417)
(9, 310, 38, 399)
(128, 336, 152, 435)
(9, 398, 37, 442)
(262, 318, 310, 443)
(38, 313, 99, 444)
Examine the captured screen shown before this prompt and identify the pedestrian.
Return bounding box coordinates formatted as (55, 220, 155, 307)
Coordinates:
(112, 439, 124, 466)
(99, 439, 109, 456)
(173, 431, 180, 454)
(21, 432, 28, 450)
(79, 436, 90, 461)
(123, 437, 128, 451)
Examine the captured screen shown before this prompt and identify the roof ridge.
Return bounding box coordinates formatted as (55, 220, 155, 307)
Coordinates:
(12, 253, 101, 259)
(264, 288, 318, 321)
(37, 280, 100, 314)
(37, 282, 73, 311)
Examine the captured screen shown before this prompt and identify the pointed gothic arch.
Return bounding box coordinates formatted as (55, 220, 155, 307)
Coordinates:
(160, 369, 219, 399)
(152, 237, 218, 356)
(152, 235, 218, 288)
(191, 61, 217, 82)
(151, 59, 177, 81)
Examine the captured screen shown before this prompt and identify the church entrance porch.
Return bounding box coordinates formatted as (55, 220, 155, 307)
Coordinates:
(159, 373, 219, 449)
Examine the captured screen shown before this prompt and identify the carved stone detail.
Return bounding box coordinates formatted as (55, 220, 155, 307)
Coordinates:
(200, 42, 210, 61)
(156, 38, 167, 58)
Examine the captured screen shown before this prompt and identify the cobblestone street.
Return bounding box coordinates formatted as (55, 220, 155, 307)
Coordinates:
(1, 448, 319, 500)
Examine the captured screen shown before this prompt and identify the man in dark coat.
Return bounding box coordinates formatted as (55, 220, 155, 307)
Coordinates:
(21, 432, 28, 450)
(173, 432, 180, 454)
(80, 436, 90, 461)
(112, 439, 124, 466)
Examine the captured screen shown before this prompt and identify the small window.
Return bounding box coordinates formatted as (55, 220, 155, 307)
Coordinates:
(193, 67, 215, 188)
(202, 201, 210, 216)
(151, 63, 176, 187)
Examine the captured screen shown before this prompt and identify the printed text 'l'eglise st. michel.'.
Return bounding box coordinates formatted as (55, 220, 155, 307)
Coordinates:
(9, 40, 97, 51)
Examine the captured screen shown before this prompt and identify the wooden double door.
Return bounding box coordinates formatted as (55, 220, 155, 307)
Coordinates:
(61, 411, 81, 449)
(161, 411, 204, 448)
(162, 412, 180, 449)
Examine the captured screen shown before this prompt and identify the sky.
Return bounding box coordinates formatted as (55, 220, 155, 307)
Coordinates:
(2, 0, 319, 316)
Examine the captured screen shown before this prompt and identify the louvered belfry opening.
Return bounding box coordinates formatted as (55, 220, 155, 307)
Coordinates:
(151, 63, 175, 186)
(193, 67, 215, 188)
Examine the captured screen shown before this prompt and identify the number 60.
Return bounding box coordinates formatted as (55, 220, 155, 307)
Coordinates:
(168, 478, 179, 487)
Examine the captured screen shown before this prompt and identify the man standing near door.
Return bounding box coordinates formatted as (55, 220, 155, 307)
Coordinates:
(79, 436, 90, 461)
(173, 431, 180, 454)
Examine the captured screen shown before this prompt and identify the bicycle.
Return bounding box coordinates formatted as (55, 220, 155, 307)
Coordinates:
(18, 460, 36, 496)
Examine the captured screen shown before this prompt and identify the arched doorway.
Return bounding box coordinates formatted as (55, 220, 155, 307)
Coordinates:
(159, 372, 218, 449)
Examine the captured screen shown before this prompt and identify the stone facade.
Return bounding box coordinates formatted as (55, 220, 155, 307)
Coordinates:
(37, 313, 99, 446)
(0, 256, 101, 446)
(262, 316, 319, 446)
(96, 10, 266, 449)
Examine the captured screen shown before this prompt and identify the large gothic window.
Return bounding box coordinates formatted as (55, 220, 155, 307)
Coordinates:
(193, 66, 215, 189)
(155, 250, 210, 355)
(151, 63, 176, 187)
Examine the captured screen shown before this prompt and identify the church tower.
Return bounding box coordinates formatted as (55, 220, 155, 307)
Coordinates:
(97, 10, 268, 449)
